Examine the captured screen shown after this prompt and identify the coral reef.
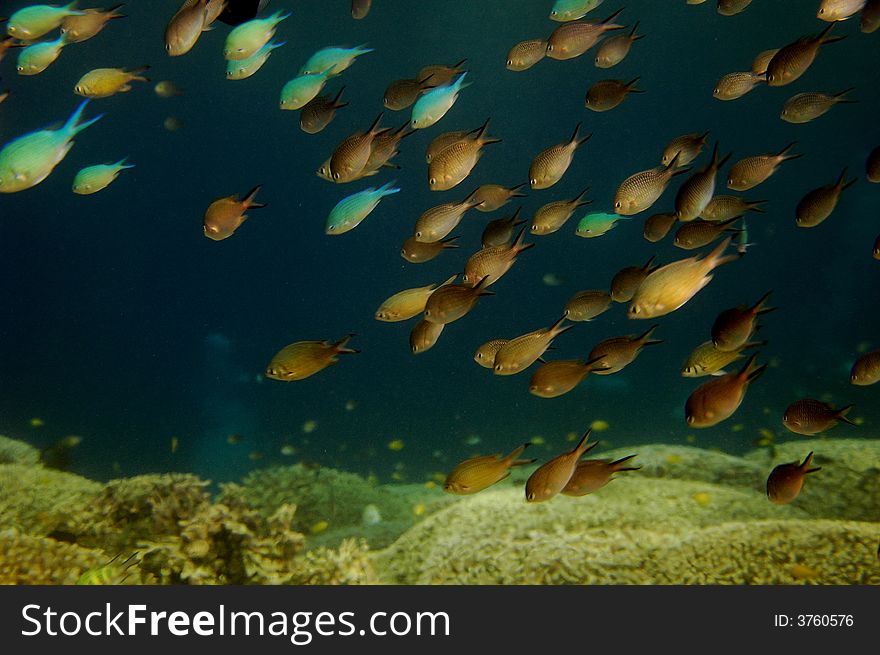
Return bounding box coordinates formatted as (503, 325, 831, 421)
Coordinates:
(0, 529, 111, 585)
(0, 435, 41, 465)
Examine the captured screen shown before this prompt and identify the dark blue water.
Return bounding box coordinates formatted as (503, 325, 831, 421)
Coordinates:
(1, 0, 878, 484)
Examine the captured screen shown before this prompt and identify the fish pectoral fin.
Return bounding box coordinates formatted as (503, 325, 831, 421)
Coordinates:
(120, 84, 132, 92)
(711, 370, 727, 376)
(13, 170, 27, 182)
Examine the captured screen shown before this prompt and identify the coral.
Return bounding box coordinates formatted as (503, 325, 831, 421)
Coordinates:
(288, 538, 378, 585)
(0, 529, 109, 585)
(0, 435, 41, 465)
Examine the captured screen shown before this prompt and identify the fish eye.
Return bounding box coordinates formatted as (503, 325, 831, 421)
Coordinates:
(332, 172, 340, 180)
(415, 231, 422, 238)
(17, 66, 23, 72)
(506, 59, 512, 66)
(686, 416, 695, 425)
(547, 44, 553, 51)
(530, 178, 537, 186)
(614, 201, 621, 209)
(527, 492, 536, 501)
(819, 8, 824, 13)
(328, 225, 335, 231)
(429, 178, 436, 185)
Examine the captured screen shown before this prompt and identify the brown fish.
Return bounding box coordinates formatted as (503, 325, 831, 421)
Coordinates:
(410, 319, 444, 354)
(383, 76, 432, 111)
(417, 59, 467, 87)
(585, 77, 643, 112)
(203, 184, 265, 240)
(862, 0, 880, 32)
(674, 217, 740, 250)
(766, 452, 820, 505)
(462, 227, 535, 287)
(494, 316, 574, 375)
(300, 87, 348, 134)
(444, 443, 535, 494)
(528, 356, 607, 398)
(766, 23, 845, 87)
(661, 132, 709, 167)
(751, 48, 780, 75)
(594, 21, 644, 68)
(564, 290, 613, 321)
(685, 353, 766, 427)
(711, 290, 774, 351)
(375, 275, 457, 322)
(700, 195, 766, 221)
(364, 122, 413, 175)
(781, 88, 857, 124)
(868, 146, 880, 182)
(423, 276, 493, 324)
(614, 153, 689, 216)
(529, 122, 591, 189)
(414, 190, 483, 242)
(0, 37, 25, 65)
(713, 71, 765, 100)
(473, 183, 527, 212)
(506, 39, 547, 71)
(400, 235, 459, 263)
(681, 340, 764, 377)
(0, 89, 9, 104)
(727, 142, 802, 191)
(482, 208, 525, 247)
(817, 0, 867, 21)
(875, 233, 880, 259)
(610, 256, 658, 303)
(783, 399, 856, 435)
(425, 128, 478, 164)
(630, 237, 737, 318)
(61, 4, 125, 43)
(717, 0, 753, 15)
(165, 0, 213, 57)
(588, 324, 662, 375)
(265, 335, 359, 381)
(351, 0, 372, 19)
(429, 118, 501, 191)
(525, 429, 596, 502)
(329, 113, 387, 183)
(531, 188, 591, 235)
(675, 144, 731, 221)
(546, 8, 626, 61)
(562, 455, 640, 496)
(851, 350, 880, 385)
(643, 212, 678, 242)
(474, 339, 508, 368)
(795, 168, 856, 228)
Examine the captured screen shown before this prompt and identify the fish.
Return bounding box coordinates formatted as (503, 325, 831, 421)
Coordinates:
(561, 455, 640, 496)
(727, 142, 802, 191)
(506, 39, 548, 71)
(862, 0, 880, 31)
(574, 211, 630, 237)
(795, 168, 856, 228)
(17, 33, 66, 75)
(165, 0, 213, 57)
(428, 118, 501, 191)
(472, 183, 527, 212)
(265, 335, 359, 381)
(7, 3, 84, 40)
(817, 0, 867, 21)
(737, 218, 754, 256)
(223, 9, 289, 60)
(643, 212, 678, 242)
(525, 429, 596, 502)
(163, 116, 184, 132)
(462, 227, 534, 287)
(585, 77, 643, 111)
(203, 184, 265, 240)
(216, 0, 269, 26)
(411, 72, 469, 129)
(564, 290, 613, 321)
(546, 8, 625, 60)
(614, 153, 689, 216)
(423, 276, 493, 324)
(328, 113, 387, 182)
(550, 0, 605, 21)
(681, 340, 763, 377)
(300, 45, 373, 76)
(629, 237, 737, 318)
(700, 195, 766, 221)
(351, 0, 372, 19)
(782, 399, 856, 435)
(766, 23, 845, 87)
(400, 235, 459, 263)
(410, 319, 444, 354)
(61, 4, 125, 43)
(425, 129, 473, 164)
(417, 59, 467, 87)
(444, 443, 535, 494)
(482, 209, 525, 247)
(363, 123, 412, 175)
(869, 146, 880, 182)
(767, 452, 821, 505)
(154, 80, 183, 98)
(300, 87, 348, 134)
(675, 144, 731, 221)
(588, 325, 662, 375)
(414, 190, 483, 242)
(528, 356, 607, 398)
(529, 122, 591, 189)
(875, 233, 880, 259)
(661, 132, 709, 167)
(610, 256, 658, 303)
(712, 71, 765, 100)
(0, 37, 25, 65)
(851, 351, 880, 385)
(375, 274, 457, 322)
(531, 188, 591, 235)
(717, 0, 753, 15)
(279, 67, 337, 110)
(493, 316, 573, 375)
(326, 180, 400, 234)
(226, 39, 284, 80)
(780, 89, 857, 124)
(74, 66, 150, 98)
(711, 290, 774, 351)
(72, 159, 134, 195)
(0, 99, 103, 194)
(685, 353, 766, 427)
(751, 48, 780, 75)
(383, 76, 433, 111)
(474, 339, 508, 368)
(673, 217, 740, 250)
(594, 21, 643, 68)
(0, 89, 9, 104)
(76, 553, 138, 585)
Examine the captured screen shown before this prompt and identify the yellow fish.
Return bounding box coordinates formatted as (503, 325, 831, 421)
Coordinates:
(529, 123, 591, 189)
(76, 66, 151, 98)
(375, 275, 457, 321)
(265, 335, 359, 381)
(444, 443, 535, 494)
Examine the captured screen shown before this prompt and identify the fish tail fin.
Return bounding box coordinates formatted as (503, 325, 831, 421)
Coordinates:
(464, 187, 485, 209)
(115, 158, 135, 170)
(548, 315, 572, 338)
(573, 428, 596, 456)
(570, 122, 592, 148)
(777, 141, 802, 161)
(440, 236, 460, 249)
(272, 10, 293, 23)
(610, 454, 639, 469)
(65, 1, 86, 14)
(738, 352, 766, 382)
(330, 85, 346, 107)
(366, 111, 385, 134)
(65, 99, 104, 136)
(834, 87, 857, 102)
(817, 22, 845, 44)
(440, 273, 458, 287)
(742, 340, 767, 352)
(836, 167, 857, 192)
(472, 276, 495, 296)
(240, 184, 264, 209)
(106, 4, 126, 17)
(354, 43, 375, 55)
(453, 71, 470, 89)
(638, 323, 662, 345)
(747, 199, 767, 213)
(751, 290, 774, 315)
(625, 76, 644, 92)
(602, 7, 625, 24)
(504, 442, 531, 465)
(584, 354, 610, 372)
(667, 153, 690, 176)
(573, 187, 592, 207)
(452, 58, 468, 69)
(333, 334, 359, 354)
(835, 405, 858, 426)
(630, 21, 644, 39)
(716, 149, 732, 169)
(509, 182, 528, 197)
(377, 179, 401, 197)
